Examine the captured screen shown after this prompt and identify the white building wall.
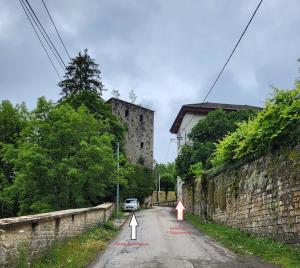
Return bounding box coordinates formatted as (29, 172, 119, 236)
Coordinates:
(177, 113, 205, 152)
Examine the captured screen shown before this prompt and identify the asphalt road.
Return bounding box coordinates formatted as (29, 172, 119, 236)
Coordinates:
(91, 206, 277, 268)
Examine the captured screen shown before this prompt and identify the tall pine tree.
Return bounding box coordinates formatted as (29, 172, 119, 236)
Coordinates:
(58, 49, 125, 154)
(58, 49, 105, 99)
(58, 49, 109, 116)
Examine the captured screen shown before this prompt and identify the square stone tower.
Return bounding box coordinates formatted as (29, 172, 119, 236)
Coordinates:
(107, 98, 154, 169)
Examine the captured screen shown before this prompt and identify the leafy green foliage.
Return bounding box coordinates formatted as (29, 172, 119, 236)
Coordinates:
(160, 174, 175, 193)
(119, 163, 155, 203)
(58, 50, 125, 149)
(59, 90, 125, 149)
(189, 162, 204, 182)
(58, 49, 105, 99)
(188, 109, 257, 143)
(175, 145, 195, 183)
(155, 162, 176, 193)
(212, 87, 300, 168)
(176, 109, 257, 182)
(0, 95, 153, 217)
(0, 101, 28, 217)
(5, 98, 117, 215)
(0, 101, 28, 144)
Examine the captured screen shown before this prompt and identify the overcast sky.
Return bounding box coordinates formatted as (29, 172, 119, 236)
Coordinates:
(0, 0, 299, 163)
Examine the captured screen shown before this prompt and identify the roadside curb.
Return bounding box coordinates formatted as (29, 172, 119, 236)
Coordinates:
(112, 212, 131, 229)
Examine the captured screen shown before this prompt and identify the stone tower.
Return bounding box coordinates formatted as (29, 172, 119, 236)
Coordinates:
(107, 98, 154, 169)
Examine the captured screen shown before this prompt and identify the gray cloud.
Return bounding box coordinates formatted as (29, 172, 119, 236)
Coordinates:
(0, 0, 299, 163)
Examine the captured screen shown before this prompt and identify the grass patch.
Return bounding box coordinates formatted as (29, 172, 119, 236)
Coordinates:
(185, 212, 300, 268)
(25, 221, 117, 268)
(16, 244, 30, 268)
(112, 207, 126, 219)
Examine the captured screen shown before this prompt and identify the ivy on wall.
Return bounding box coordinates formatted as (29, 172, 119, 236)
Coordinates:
(212, 85, 300, 168)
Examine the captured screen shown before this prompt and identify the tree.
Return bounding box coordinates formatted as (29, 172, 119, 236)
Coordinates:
(58, 50, 125, 150)
(129, 89, 137, 104)
(188, 109, 257, 143)
(212, 86, 300, 167)
(111, 89, 120, 99)
(0, 97, 155, 216)
(155, 162, 176, 199)
(176, 108, 258, 183)
(119, 164, 155, 203)
(175, 145, 195, 183)
(160, 174, 175, 200)
(5, 98, 116, 215)
(0, 101, 28, 217)
(58, 49, 105, 99)
(0, 101, 28, 144)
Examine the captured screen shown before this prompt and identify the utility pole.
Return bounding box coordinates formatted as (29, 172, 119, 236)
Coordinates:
(176, 133, 183, 202)
(155, 164, 158, 204)
(158, 173, 161, 205)
(116, 142, 120, 218)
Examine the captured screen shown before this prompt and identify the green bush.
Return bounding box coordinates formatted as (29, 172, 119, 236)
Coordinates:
(176, 109, 257, 182)
(212, 86, 300, 168)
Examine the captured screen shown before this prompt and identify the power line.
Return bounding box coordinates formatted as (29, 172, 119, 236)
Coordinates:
(202, 0, 264, 103)
(41, 0, 71, 60)
(19, 0, 62, 79)
(21, 0, 65, 71)
(24, 0, 67, 69)
(180, 0, 264, 134)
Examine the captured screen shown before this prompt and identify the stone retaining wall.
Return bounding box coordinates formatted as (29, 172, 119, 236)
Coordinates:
(0, 203, 114, 267)
(182, 146, 300, 244)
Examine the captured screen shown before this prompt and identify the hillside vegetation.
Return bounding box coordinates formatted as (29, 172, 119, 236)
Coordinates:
(212, 85, 300, 168)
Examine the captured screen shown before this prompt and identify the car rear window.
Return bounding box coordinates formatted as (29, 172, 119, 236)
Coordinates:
(125, 200, 136, 203)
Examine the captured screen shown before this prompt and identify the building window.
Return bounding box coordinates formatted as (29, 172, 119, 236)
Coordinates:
(140, 142, 144, 149)
(140, 114, 143, 122)
(125, 110, 129, 117)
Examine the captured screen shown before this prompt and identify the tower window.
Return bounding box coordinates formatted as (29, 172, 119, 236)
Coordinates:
(125, 110, 129, 117)
(140, 114, 143, 122)
(140, 142, 144, 149)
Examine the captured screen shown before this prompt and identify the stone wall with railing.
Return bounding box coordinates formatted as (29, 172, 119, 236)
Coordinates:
(0, 203, 114, 267)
